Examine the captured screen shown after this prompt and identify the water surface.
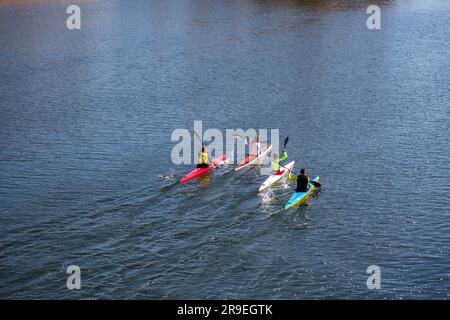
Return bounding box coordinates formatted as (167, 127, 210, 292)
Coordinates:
(0, 0, 449, 299)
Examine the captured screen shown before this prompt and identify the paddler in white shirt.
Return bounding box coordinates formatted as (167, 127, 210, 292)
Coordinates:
(250, 135, 261, 157)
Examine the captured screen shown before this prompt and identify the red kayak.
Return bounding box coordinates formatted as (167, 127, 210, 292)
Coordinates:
(179, 155, 227, 184)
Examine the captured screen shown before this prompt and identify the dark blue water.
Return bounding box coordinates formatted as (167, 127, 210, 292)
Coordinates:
(1, 0, 449, 299)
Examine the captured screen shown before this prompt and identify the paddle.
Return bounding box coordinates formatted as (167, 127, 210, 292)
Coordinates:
(194, 131, 213, 166)
(309, 180, 321, 188)
(232, 134, 251, 147)
(271, 136, 289, 168)
(193, 131, 202, 143)
(272, 136, 289, 159)
(283, 136, 289, 149)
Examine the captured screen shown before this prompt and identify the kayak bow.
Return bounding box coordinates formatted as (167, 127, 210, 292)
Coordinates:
(258, 160, 295, 192)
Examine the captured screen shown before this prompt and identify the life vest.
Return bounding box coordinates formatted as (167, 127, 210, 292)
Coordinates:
(199, 152, 208, 164)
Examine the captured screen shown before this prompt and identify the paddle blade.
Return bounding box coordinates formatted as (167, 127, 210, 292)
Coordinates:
(283, 136, 289, 149)
(310, 181, 321, 188)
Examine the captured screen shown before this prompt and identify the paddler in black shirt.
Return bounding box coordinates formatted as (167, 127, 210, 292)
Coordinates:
(288, 168, 310, 192)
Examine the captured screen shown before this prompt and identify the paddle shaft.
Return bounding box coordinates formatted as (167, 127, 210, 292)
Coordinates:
(194, 131, 215, 165)
(283, 136, 289, 149)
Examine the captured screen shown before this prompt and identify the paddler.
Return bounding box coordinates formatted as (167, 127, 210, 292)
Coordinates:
(244, 135, 262, 158)
(288, 168, 310, 192)
(197, 145, 210, 169)
(272, 149, 288, 173)
(251, 135, 262, 157)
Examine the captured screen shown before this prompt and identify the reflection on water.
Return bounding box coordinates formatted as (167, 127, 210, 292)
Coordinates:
(198, 174, 212, 188)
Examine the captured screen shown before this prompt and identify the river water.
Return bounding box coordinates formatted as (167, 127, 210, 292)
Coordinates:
(1, 0, 449, 299)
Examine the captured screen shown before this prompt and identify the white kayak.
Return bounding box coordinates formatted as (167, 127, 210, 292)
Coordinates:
(234, 144, 273, 171)
(258, 160, 295, 192)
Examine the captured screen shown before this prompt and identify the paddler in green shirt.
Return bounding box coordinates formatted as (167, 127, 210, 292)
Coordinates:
(271, 149, 288, 173)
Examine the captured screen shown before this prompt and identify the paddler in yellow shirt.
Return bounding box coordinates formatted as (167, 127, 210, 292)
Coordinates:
(197, 145, 210, 169)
